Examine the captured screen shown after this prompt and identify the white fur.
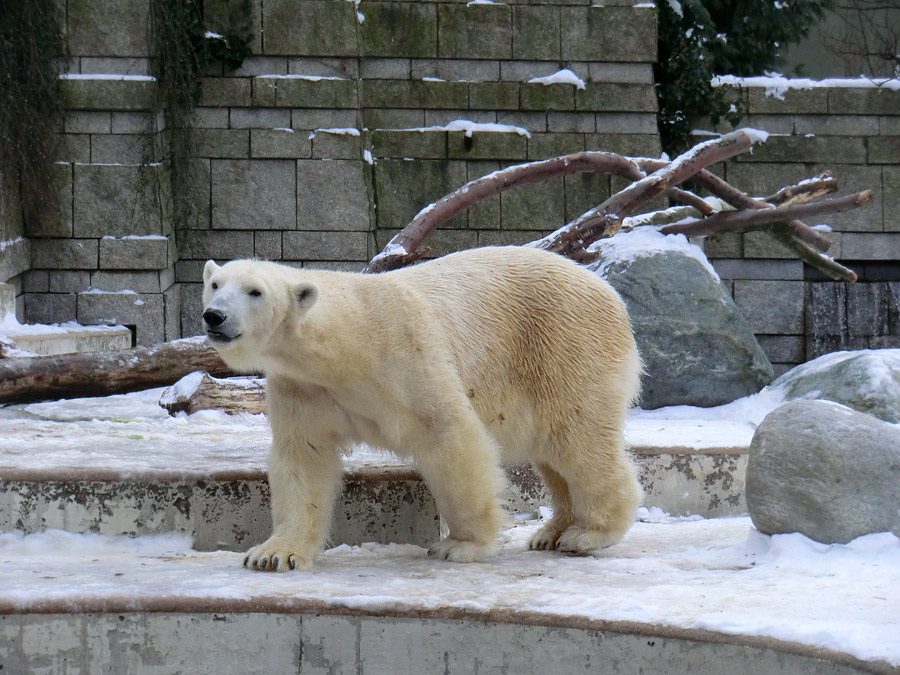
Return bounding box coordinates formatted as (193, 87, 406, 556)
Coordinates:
(202, 247, 642, 572)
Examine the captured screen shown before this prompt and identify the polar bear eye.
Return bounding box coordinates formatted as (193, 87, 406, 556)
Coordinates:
(249, 289, 262, 297)
(211, 282, 218, 290)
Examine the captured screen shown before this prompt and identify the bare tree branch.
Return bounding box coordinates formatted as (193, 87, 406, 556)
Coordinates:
(763, 172, 838, 206)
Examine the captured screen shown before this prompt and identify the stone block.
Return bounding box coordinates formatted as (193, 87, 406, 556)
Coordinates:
(497, 111, 547, 133)
(512, 5, 560, 60)
(885, 168, 900, 232)
(229, 107, 291, 129)
(252, 77, 278, 107)
(501, 176, 566, 231)
(793, 114, 879, 136)
(520, 83, 575, 111)
(198, 78, 252, 107)
(447, 131, 527, 161)
(588, 62, 654, 84)
(211, 159, 296, 230)
(703, 232, 743, 258)
(77, 290, 165, 345)
(288, 57, 358, 79)
(272, 77, 358, 108)
(24, 292, 77, 324)
(737, 136, 866, 164)
(360, 80, 468, 109)
(373, 160, 466, 230)
(204, 0, 264, 54)
(310, 131, 363, 159)
(424, 110, 496, 126)
(847, 282, 890, 336)
(180, 158, 212, 230)
(178, 230, 255, 260)
(254, 231, 283, 260)
(360, 58, 411, 79)
(711, 259, 804, 280)
(99, 236, 169, 270)
(585, 133, 661, 157)
(742, 231, 795, 259)
(23, 271, 50, 293)
(193, 128, 251, 158)
(564, 172, 610, 222)
(576, 83, 657, 112)
(282, 231, 369, 261)
(180, 283, 204, 337)
(164, 283, 181, 340)
(73, 164, 163, 237)
(478, 230, 545, 246)
(250, 129, 312, 159)
(746, 88, 827, 114)
(110, 112, 154, 134)
(465, 162, 501, 230)
(756, 335, 804, 364)
(296, 160, 372, 231)
(369, 130, 447, 159)
(26, 163, 73, 238)
(593, 113, 657, 134)
(376, 228, 477, 258)
(263, 0, 358, 55)
(841, 233, 900, 260)
(438, 4, 512, 59)
(58, 135, 91, 163)
(90, 270, 163, 293)
(527, 133, 585, 160)
(360, 3, 437, 57)
(411, 58, 500, 82)
(869, 137, 900, 164)
(67, 0, 151, 56)
(61, 78, 156, 111)
(292, 109, 358, 130)
(79, 56, 151, 75)
(65, 111, 111, 134)
(175, 260, 205, 283)
(828, 87, 900, 115)
(880, 115, 900, 134)
(733, 280, 805, 334)
(468, 82, 520, 111)
(31, 239, 98, 270)
(560, 6, 657, 62)
(89, 134, 147, 164)
(547, 112, 594, 133)
(500, 60, 561, 82)
(47, 271, 91, 293)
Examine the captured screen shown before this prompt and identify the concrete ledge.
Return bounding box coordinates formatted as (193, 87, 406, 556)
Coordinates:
(5, 325, 132, 356)
(0, 611, 888, 675)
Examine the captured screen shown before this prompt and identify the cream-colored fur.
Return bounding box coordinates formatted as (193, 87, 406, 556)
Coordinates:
(202, 246, 642, 572)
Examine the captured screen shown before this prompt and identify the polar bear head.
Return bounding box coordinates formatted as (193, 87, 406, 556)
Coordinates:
(202, 259, 319, 371)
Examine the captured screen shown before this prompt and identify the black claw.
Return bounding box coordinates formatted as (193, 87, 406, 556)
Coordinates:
(272, 556, 280, 570)
(259, 557, 268, 570)
(289, 557, 297, 570)
(243, 555, 250, 567)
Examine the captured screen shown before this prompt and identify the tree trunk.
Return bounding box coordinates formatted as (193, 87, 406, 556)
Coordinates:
(0, 337, 233, 405)
(160, 372, 266, 415)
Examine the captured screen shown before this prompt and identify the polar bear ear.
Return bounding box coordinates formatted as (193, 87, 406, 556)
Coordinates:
(203, 260, 220, 284)
(294, 281, 320, 313)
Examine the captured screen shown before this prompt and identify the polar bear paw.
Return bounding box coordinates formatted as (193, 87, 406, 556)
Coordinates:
(528, 525, 563, 551)
(427, 537, 496, 563)
(556, 526, 624, 554)
(244, 538, 313, 572)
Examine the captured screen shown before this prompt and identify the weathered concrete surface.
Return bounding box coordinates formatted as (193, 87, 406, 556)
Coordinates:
(5, 326, 132, 355)
(0, 612, 884, 675)
(0, 470, 440, 551)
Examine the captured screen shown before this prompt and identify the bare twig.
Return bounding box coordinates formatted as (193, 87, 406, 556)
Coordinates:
(768, 228, 858, 282)
(763, 172, 838, 206)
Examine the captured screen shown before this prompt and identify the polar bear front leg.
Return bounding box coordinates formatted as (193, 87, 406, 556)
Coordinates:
(414, 412, 504, 563)
(244, 378, 345, 572)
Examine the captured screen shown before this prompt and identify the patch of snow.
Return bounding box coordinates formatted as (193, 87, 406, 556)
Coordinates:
(257, 74, 345, 81)
(363, 149, 375, 165)
(393, 120, 531, 138)
(527, 69, 586, 90)
(422, 76, 446, 82)
(467, 0, 502, 5)
(205, 31, 224, 40)
(0, 521, 897, 666)
(666, 0, 684, 16)
(272, 127, 294, 133)
(743, 127, 770, 145)
(712, 74, 900, 99)
(81, 288, 138, 295)
(101, 234, 168, 240)
(0, 312, 126, 338)
(0, 236, 24, 252)
(159, 372, 206, 406)
(60, 73, 156, 81)
(588, 227, 720, 281)
(313, 127, 361, 136)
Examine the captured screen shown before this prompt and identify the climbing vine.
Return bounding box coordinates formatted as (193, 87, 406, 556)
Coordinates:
(150, 0, 252, 228)
(0, 0, 66, 231)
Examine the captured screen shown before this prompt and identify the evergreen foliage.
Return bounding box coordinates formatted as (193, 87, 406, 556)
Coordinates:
(655, 0, 834, 153)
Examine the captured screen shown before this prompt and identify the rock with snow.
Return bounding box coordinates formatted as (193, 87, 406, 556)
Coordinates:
(747, 399, 900, 545)
(588, 229, 773, 409)
(766, 349, 900, 423)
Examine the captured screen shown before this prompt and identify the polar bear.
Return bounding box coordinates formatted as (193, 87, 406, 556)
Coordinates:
(202, 246, 642, 572)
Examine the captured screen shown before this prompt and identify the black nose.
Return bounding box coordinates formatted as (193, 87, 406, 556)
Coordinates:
(203, 309, 226, 328)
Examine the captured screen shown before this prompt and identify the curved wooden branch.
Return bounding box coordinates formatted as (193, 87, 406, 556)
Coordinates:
(660, 191, 872, 238)
(365, 152, 645, 273)
(768, 228, 858, 283)
(764, 172, 838, 206)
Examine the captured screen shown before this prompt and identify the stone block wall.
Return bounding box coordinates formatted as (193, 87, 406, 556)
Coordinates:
(3, 0, 661, 342)
(709, 83, 900, 375)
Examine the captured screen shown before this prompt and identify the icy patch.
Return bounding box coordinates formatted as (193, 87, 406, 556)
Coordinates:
(588, 227, 720, 280)
(527, 69, 586, 90)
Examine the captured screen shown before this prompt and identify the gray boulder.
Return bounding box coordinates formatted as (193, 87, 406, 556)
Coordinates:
(768, 349, 900, 423)
(747, 399, 900, 544)
(590, 237, 773, 409)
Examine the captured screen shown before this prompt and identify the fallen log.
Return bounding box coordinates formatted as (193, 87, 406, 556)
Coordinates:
(0, 337, 233, 405)
(160, 371, 266, 415)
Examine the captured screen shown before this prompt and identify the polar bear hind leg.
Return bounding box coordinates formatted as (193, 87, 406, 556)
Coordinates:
(528, 463, 576, 550)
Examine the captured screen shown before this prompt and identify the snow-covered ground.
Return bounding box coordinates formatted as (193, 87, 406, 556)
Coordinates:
(0, 515, 897, 667)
